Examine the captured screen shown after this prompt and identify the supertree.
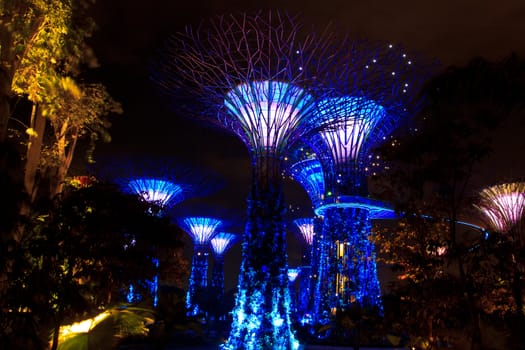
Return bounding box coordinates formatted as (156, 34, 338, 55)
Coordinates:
(93, 156, 200, 306)
(475, 182, 525, 341)
(179, 216, 223, 316)
(292, 218, 316, 323)
(210, 232, 238, 300)
(153, 11, 334, 349)
(306, 39, 430, 318)
(287, 267, 301, 320)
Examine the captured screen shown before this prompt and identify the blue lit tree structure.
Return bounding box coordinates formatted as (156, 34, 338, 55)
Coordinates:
(287, 268, 301, 320)
(210, 232, 238, 300)
(292, 218, 315, 323)
(308, 40, 429, 318)
(153, 11, 333, 350)
(179, 216, 223, 316)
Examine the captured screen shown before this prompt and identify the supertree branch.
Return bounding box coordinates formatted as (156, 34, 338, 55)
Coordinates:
(211, 232, 238, 258)
(475, 182, 525, 240)
(180, 216, 222, 245)
(308, 39, 434, 198)
(293, 218, 315, 246)
(153, 11, 334, 165)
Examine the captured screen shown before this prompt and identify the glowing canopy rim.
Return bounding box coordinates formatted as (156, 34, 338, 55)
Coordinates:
(314, 195, 396, 219)
(224, 80, 314, 150)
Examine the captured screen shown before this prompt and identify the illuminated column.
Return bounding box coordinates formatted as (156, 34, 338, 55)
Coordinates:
(287, 268, 300, 320)
(154, 11, 334, 350)
(180, 216, 222, 316)
(210, 232, 238, 299)
(293, 218, 315, 323)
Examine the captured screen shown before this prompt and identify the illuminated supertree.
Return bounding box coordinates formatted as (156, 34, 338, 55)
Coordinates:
(287, 268, 301, 319)
(292, 218, 316, 322)
(210, 232, 238, 300)
(179, 216, 223, 316)
(94, 157, 198, 306)
(306, 39, 430, 318)
(475, 182, 525, 336)
(153, 11, 333, 349)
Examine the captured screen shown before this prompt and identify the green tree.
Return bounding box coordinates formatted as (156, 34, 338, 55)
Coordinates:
(1, 0, 121, 217)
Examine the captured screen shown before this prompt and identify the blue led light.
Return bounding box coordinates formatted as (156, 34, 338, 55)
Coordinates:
(210, 233, 237, 299)
(180, 217, 222, 315)
(224, 80, 314, 153)
(127, 178, 185, 210)
(290, 159, 325, 209)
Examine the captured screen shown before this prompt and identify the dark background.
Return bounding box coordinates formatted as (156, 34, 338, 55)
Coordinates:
(87, 0, 525, 292)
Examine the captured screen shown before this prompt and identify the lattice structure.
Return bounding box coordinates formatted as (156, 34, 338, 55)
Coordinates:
(210, 232, 238, 299)
(153, 11, 334, 349)
(179, 216, 223, 316)
(306, 39, 431, 319)
(285, 146, 325, 210)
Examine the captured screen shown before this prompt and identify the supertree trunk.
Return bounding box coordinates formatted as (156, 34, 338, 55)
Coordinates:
(224, 156, 297, 350)
(187, 244, 208, 316)
(322, 207, 382, 313)
(312, 216, 333, 325)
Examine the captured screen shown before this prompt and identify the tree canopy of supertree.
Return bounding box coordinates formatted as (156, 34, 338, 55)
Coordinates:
(153, 11, 334, 349)
(92, 155, 214, 215)
(475, 182, 525, 238)
(284, 145, 325, 210)
(179, 216, 223, 316)
(293, 218, 315, 246)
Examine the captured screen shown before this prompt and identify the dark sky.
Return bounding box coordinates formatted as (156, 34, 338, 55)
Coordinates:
(88, 0, 525, 291)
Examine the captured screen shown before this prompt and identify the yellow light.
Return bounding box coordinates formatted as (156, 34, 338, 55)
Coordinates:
(59, 311, 111, 341)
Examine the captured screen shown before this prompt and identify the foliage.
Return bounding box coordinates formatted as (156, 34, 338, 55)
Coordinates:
(1, 0, 121, 204)
(56, 306, 156, 350)
(0, 180, 188, 349)
(371, 56, 525, 349)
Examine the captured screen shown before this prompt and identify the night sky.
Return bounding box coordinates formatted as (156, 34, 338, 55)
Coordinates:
(87, 0, 525, 291)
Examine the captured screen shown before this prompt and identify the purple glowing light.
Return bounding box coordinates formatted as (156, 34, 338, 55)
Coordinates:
(477, 183, 525, 233)
(287, 268, 300, 282)
(224, 81, 313, 150)
(293, 218, 315, 245)
(127, 178, 184, 208)
(180, 217, 222, 245)
(210, 232, 237, 257)
(316, 96, 385, 164)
